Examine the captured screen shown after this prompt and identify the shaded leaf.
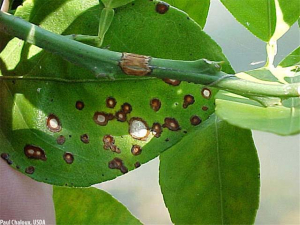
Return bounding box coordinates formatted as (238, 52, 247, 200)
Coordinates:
(221, 0, 300, 42)
(0, 0, 232, 186)
(164, 0, 210, 28)
(159, 115, 260, 224)
(216, 58, 300, 135)
(53, 186, 141, 224)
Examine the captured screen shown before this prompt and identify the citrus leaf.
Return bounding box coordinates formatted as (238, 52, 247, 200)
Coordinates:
(0, 0, 233, 186)
(53, 186, 141, 224)
(215, 52, 300, 135)
(221, 0, 300, 42)
(164, 0, 210, 28)
(159, 115, 260, 224)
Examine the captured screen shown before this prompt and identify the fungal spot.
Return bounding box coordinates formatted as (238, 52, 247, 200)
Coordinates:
(103, 135, 120, 153)
(121, 103, 132, 114)
(150, 98, 161, 112)
(152, 122, 163, 138)
(1, 153, 12, 165)
(63, 152, 74, 164)
(47, 114, 61, 132)
(202, 106, 209, 111)
(24, 145, 47, 161)
(134, 162, 141, 168)
(120, 53, 152, 76)
(25, 166, 35, 174)
(201, 88, 212, 99)
(163, 78, 181, 86)
(131, 145, 142, 156)
(1, 153, 9, 160)
(108, 158, 128, 174)
(75, 101, 84, 110)
(106, 97, 117, 108)
(129, 117, 150, 140)
(165, 138, 170, 142)
(94, 112, 114, 126)
(190, 115, 202, 126)
(115, 111, 127, 122)
(183, 94, 195, 108)
(57, 135, 66, 145)
(163, 118, 181, 131)
(156, 2, 169, 14)
(80, 134, 89, 144)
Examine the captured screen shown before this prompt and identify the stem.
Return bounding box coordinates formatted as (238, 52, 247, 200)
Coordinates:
(0, 11, 299, 98)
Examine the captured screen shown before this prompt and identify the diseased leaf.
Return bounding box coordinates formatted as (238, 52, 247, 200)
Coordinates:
(159, 115, 260, 224)
(221, 0, 300, 42)
(53, 186, 141, 224)
(164, 0, 210, 28)
(216, 53, 300, 135)
(0, 0, 233, 186)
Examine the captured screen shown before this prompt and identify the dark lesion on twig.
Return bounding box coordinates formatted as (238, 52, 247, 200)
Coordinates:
(119, 53, 152, 76)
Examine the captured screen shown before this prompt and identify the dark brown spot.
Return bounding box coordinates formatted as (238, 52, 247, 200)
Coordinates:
(80, 134, 89, 144)
(183, 94, 195, 108)
(115, 111, 127, 122)
(163, 118, 181, 131)
(1, 153, 9, 160)
(131, 145, 142, 156)
(106, 97, 117, 108)
(108, 158, 128, 174)
(94, 112, 114, 126)
(150, 98, 161, 112)
(1, 153, 12, 165)
(25, 166, 35, 174)
(46, 114, 61, 133)
(24, 145, 47, 161)
(190, 115, 202, 126)
(121, 103, 132, 114)
(57, 135, 66, 145)
(75, 101, 84, 110)
(120, 166, 128, 174)
(152, 122, 163, 138)
(134, 162, 141, 168)
(156, 2, 169, 14)
(103, 135, 120, 153)
(119, 53, 152, 76)
(129, 117, 150, 140)
(202, 106, 209, 111)
(163, 78, 181, 86)
(63, 152, 74, 164)
(201, 88, 212, 99)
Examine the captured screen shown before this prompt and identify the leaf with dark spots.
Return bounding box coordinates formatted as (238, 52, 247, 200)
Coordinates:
(159, 115, 260, 224)
(0, 0, 233, 186)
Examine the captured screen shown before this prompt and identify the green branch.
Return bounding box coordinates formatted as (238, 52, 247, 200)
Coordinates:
(0, 11, 299, 99)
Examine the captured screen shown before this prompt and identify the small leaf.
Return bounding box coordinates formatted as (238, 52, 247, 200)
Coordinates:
(164, 0, 210, 28)
(159, 115, 260, 224)
(221, 0, 300, 42)
(53, 186, 141, 224)
(279, 46, 300, 67)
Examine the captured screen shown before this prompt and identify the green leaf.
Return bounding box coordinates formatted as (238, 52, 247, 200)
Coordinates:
(0, 0, 233, 186)
(159, 115, 260, 224)
(221, 0, 300, 42)
(53, 186, 141, 224)
(215, 58, 300, 135)
(279, 46, 300, 67)
(164, 0, 210, 28)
